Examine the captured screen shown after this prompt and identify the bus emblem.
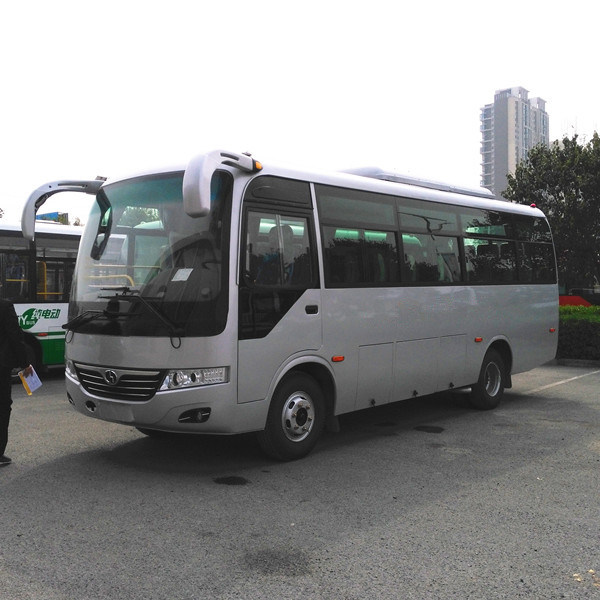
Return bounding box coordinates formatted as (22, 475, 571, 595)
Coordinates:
(104, 370, 118, 385)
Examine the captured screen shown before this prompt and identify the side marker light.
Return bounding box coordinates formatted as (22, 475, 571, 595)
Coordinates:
(332, 356, 345, 363)
(474, 337, 483, 343)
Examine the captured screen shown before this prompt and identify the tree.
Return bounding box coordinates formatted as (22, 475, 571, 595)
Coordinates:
(0, 207, 3, 219)
(503, 133, 600, 292)
(119, 207, 160, 228)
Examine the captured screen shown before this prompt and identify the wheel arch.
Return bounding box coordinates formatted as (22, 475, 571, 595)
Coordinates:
(271, 357, 337, 420)
(487, 338, 513, 388)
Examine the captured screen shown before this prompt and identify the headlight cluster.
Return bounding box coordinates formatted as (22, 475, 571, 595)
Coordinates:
(160, 366, 229, 390)
(65, 359, 79, 382)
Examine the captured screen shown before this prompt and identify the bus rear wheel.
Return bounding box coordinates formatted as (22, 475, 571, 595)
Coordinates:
(469, 349, 506, 410)
(257, 373, 325, 461)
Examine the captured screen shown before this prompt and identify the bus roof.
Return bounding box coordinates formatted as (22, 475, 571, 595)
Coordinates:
(340, 166, 495, 200)
(253, 162, 546, 219)
(98, 150, 548, 220)
(1, 221, 83, 238)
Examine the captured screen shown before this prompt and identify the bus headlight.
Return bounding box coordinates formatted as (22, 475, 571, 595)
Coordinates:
(160, 367, 229, 390)
(65, 359, 79, 382)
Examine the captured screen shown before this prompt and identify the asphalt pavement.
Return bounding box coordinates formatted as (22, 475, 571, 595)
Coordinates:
(1, 364, 599, 599)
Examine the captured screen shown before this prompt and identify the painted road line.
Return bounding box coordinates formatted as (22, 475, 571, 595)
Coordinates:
(526, 370, 600, 394)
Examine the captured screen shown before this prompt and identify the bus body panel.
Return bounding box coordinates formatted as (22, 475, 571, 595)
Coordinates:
(15, 302, 69, 365)
(322, 286, 474, 414)
(237, 288, 322, 404)
(66, 330, 238, 370)
(321, 282, 558, 416)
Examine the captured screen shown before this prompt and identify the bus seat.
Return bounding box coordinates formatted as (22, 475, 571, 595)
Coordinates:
(477, 244, 498, 258)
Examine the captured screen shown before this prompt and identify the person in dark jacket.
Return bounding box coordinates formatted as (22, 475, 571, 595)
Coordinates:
(0, 299, 31, 466)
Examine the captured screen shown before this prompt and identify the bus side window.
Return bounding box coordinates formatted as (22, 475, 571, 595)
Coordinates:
(323, 228, 361, 285)
(401, 234, 461, 284)
(245, 212, 314, 288)
(1, 252, 29, 302)
(518, 242, 555, 283)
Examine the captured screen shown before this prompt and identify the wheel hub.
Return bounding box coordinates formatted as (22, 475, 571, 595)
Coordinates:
(484, 362, 502, 397)
(281, 392, 315, 442)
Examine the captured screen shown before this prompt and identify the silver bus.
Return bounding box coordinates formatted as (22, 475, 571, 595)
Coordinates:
(22, 151, 558, 459)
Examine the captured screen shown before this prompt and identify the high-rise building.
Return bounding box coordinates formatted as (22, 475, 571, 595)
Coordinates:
(480, 87, 549, 197)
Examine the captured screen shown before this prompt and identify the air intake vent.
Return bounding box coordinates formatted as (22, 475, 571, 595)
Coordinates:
(74, 363, 166, 402)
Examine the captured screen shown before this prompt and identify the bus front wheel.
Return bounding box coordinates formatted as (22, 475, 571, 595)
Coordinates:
(469, 349, 506, 410)
(257, 373, 325, 461)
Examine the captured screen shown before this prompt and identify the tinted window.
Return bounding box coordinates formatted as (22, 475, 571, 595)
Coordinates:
(245, 176, 312, 206)
(461, 209, 513, 238)
(240, 208, 317, 340)
(514, 215, 553, 242)
(322, 227, 399, 286)
(244, 212, 314, 288)
(464, 239, 517, 283)
(401, 234, 461, 283)
(316, 186, 396, 229)
(397, 198, 458, 235)
(518, 242, 556, 283)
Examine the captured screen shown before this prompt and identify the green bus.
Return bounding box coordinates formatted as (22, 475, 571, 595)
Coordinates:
(0, 221, 81, 370)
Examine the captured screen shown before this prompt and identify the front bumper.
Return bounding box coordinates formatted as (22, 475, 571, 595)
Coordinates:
(65, 372, 268, 435)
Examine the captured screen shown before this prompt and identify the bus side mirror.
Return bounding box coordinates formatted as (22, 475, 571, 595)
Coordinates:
(183, 150, 262, 218)
(182, 153, 220, 218)
(21, 180, 105, 241)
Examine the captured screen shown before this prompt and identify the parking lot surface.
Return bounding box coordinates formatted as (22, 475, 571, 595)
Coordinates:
(1, 364, 599, 599)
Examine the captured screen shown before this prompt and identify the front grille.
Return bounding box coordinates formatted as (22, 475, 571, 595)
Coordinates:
(74, 363, 166, 401)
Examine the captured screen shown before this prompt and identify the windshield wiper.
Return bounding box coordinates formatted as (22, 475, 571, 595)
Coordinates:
(62, 310, 107, 331)
(98, 287, 185, 347)
(61, 300, 127, 331)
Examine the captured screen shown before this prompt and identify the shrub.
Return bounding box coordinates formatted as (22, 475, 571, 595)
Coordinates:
(557, 305, 600, 360)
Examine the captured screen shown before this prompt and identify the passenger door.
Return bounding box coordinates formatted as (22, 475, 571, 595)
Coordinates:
(237, 206, 321, 404)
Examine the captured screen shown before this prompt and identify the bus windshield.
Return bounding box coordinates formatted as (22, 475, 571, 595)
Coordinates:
(70, 171, 233, 337)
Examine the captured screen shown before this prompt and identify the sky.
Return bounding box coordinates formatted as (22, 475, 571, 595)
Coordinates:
(1, 0, 598, 223)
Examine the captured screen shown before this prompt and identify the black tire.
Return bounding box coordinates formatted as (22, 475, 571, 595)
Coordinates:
(257, 373, 325, 461)
(469, 349, 506, 410)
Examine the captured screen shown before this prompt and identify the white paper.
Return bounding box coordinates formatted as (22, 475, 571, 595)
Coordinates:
(19, 366, 43, 395)
(172, 268, 193, 282)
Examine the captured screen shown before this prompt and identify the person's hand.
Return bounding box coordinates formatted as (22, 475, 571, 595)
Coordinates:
(22, 365, 34, 377)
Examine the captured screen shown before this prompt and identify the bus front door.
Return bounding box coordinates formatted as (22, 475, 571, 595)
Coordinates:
(237, 210, 321, 404)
